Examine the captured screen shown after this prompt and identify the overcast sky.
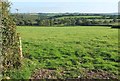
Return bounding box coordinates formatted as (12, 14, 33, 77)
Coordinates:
(9, 0, 119, 13)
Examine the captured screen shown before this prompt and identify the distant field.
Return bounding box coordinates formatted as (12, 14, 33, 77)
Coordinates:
(56, 16, 103, 19)
(15, 26, 119, 79)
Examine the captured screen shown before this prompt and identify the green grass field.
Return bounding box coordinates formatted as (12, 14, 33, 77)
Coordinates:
(11, 26, 119, 79)
(56, 16, 103, 19)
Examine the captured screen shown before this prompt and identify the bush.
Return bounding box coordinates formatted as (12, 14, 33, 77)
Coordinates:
(111, 25, 120, 28)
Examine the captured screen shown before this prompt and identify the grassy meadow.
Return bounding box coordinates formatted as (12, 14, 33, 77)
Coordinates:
(56, 16, 103, 19)
(10, 26, 119, 79)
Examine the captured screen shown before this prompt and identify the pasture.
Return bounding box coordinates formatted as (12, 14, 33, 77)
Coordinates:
(12, 26, 119, 79)
(55, 16, 103, 19)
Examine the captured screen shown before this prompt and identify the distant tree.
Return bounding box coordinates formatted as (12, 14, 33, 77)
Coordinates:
(16, 8, 19, 13)
(50, 19, 54, 26)
(103, 20, 109, 25)
(19, 20, 25, 26)
(71, 19, 76, 26)
(113, 18, 117, 22)
(76, 19, 83, 25)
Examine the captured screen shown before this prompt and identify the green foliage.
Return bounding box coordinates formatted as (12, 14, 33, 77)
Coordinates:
(12, 13, 118, 26)
(1, 1, 21, 78)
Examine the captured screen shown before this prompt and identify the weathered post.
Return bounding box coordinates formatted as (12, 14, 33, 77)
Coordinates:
(19, 36, 23, 58)
(17, 33, 23, 58)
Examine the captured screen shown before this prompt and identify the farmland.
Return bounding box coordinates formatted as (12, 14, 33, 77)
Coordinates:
(1, 0, 120, 80)
(7, 26, 119, 79)
(13, 13, 118, 26)
(55, 16, 103, 19)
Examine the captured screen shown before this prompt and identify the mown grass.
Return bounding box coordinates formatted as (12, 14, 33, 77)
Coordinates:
(9, 26, 119, 79)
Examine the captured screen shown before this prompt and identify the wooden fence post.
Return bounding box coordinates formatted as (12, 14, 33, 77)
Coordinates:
(17, 33, 23, 59)
(19, 36, 23, 58)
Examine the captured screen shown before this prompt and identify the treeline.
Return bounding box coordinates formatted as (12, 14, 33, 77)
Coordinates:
(12, 13, 118, 26)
